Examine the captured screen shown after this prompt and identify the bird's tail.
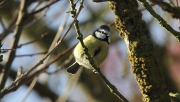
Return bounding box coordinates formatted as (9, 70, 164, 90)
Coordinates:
(67, 62, 80, 74)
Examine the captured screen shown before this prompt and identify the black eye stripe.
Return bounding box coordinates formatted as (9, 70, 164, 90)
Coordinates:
(97, 30, 107, 35)
(93, 30, 110, 44)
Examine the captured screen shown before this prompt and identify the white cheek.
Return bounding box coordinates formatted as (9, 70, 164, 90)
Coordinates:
(95, 31, 106, 39)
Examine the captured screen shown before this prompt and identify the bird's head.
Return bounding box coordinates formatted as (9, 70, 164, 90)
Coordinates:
(93, 25, 110, 44)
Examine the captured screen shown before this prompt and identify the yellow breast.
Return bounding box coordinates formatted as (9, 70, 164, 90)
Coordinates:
(73, 35, 109, 69)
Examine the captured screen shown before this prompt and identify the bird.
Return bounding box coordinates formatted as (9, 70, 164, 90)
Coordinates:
(67, 25, 110, 74)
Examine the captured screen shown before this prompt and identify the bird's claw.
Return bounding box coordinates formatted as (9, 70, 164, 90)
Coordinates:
(93, 67, 100, 73)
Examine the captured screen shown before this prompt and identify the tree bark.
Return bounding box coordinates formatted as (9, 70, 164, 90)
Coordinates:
(108, 0, 171, 102)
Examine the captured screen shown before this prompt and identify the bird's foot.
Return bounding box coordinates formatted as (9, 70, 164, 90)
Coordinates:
(93, 67, 100, 73)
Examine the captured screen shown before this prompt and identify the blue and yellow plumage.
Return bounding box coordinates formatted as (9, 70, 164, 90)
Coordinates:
(67, 25, 110, 74)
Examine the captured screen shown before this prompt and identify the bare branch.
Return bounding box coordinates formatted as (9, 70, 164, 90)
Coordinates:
(0, 44, 75, 97)
(69, 0, 128, 101)
(1, 49, 16, 53)
(0, 0, 10, 8)
(17, 33, 48, 48)
(21, 77, 38, 102)
(15, 52, 47, 57)
(150, 0, 180, 18)
(16, 67, 23, 80)
(56, 67, 83, 102)
(21, 5, 70, 100)
(29, 0, 61, 16)
(138, 3, 156, 11)
(0, 0, 81, 98)
(138, 0, 180, 41)
(1, 33, 48, 53)
(0, 13, 18, 40)
(46, 54, 74, 74)
(0, 0, 36, 90)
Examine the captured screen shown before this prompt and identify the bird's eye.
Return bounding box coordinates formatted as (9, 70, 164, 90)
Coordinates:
(100, 31, 105, 34)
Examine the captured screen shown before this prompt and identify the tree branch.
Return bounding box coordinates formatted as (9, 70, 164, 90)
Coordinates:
(0, 44, 75, 98)
(150, 0, 180, 18)
(5, 68, 58, 101)
(17, 33, 48, 48)
(28, 0, 61, 16)
(69, 0, 128, 101)
(138, 0, 180, 41)
(108, 0, 170, 101)
(15, 52, 47, 57)
(0, 0, 10, 8)
(0, 0, 35, 90)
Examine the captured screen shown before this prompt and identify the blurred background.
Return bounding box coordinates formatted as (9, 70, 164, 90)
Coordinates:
(0, 0, 180, 102)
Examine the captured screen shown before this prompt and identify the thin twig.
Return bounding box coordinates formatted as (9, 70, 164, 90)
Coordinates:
(16, 67, 23, 80)
(149, 0, 180, 18)
(1, 44, 75, 96)
(29, 0, 61, 16)
(0, 7, 18, 40)
(56, 67, 83, 102)
(0, 0, 58, 40)
(138, 0, 180, 41)
(15, 52, 47, 57)
(0, 0, 81, 97)
(1, 49, 16, 53)
(24, 2, 80, 75)
(24, 16, 44, 29)
(46, 53, 74, 74)
(0, 0, 10, 8)
(139, 3, 155, 11)
(108, 22, 115, 27)
(21, 77, 38, 102)
(24, 0, 52, 29)
(69, 0, 128, 101)
(30, 1, 44, 12)
(17, 33, 48, 48)
(21, 4, 70, 100)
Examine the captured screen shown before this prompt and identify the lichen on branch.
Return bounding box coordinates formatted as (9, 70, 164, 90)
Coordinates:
(108, 0, 170, 102)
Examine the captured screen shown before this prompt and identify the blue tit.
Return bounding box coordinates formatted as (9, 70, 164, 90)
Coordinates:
(67, 25, 110, 74)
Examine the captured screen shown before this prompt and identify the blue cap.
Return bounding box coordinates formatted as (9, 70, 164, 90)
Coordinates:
(98, 25, 110, 32)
